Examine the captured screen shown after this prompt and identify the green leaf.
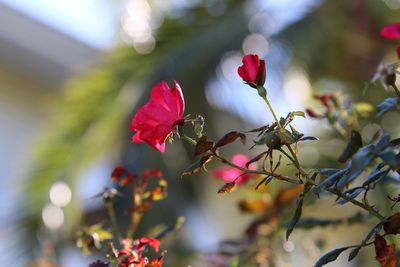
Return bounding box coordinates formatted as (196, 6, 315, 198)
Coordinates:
(314, 247, 349, 267)
(277, 128, 296, 145)
(313, 168, 348, 194)
(255, 130, 281, 149)
(337, 187, 364, 205)
(286, 192, 305, 240)
(362, 163, 387, 187)
(194, 136, 214, 156)
(217, 181, 236, 194)
(338, 130, 362, 163)
(214, 131, 246, 148)
(181, 154, 213, 176)
(300, 136, 319, 141)
(377, 97, 399, 118)
(245, 151, 269, 168)
(255, 176, 273, 189)
(292, 111, 306, 117)
(294, 218, 342, 229)
(289, 124, 303, 140)
(348, 222, 383, 261)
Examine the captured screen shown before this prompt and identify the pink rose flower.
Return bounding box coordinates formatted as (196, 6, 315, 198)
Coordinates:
(380, 23, 400, 40)
(130, 81, 185, 152)
(212, 154, 257, 184)
(237, 54, 266, 88)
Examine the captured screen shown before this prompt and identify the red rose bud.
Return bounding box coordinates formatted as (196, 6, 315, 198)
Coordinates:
(380, 23, 400, 40)
(130, 81, 185, 152)
(238, 54, 266, 88)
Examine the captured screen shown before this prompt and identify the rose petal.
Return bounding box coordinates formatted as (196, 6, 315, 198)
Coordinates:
(380, 23, 400, 40)
(130, 81, 185, 152)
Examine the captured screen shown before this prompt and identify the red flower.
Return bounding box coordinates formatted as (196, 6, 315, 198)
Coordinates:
(380, 23, 400, 40)
(237, 55, 266, 88)
(138, 237, 160, 252)
(213, 154, 256, 184)
(111, 165, 127, 181)
(117, 237, 163, 267)
(130, 81, 185, 152)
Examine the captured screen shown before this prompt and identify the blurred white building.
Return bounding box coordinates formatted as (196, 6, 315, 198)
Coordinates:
(0, 2, 115, 265)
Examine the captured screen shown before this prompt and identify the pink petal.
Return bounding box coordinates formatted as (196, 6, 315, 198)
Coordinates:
(380, 23, 400, 40)
(212, 154, 257, 184)
(213, 168, 242, 183)
(132, 132, 145, 143)
(171, 80, 185, 117)
(130, 81, 185, 152)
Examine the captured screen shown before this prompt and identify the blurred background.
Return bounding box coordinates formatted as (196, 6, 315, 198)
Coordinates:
(0, 0, 399, 266)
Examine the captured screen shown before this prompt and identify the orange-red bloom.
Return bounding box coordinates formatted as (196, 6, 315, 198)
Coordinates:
(130, 81, 185, 152)
(238, 55, 266, 88)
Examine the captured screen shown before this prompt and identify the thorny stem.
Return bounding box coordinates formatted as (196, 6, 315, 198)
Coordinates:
(105, 200, 122, 242)
(210, 150, 301, 184)
(179, 132, 300, 184)
(181, 125, 386, 220)
(284, 145, 385, 220)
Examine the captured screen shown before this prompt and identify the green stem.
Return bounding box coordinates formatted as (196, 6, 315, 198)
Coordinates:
(210, 150, 301, 184)
(263, 96, 281, 128)
(257, 86, 281, 127)
(179, 130, 299, 183)
(105, 201, 122, 242)
(181, 134, 197, 145)
(326, 188, 384, 220)
(179, 127, 197, 145)
(279, 147, 297, 166)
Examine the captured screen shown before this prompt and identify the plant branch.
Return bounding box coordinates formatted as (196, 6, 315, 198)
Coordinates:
(283, 144, 385, 220)
(392, 84, 400, 98)
(210, 150, 301, 184)
(104, 200, 122, 242)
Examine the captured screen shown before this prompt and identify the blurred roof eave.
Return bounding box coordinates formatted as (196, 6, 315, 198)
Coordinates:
(0, 3, 101, 88)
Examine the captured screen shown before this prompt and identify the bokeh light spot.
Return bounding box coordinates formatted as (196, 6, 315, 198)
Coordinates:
(49, 181, 72, 207)
(42, 204, 64, 230)
(242, 34, 269, 58)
